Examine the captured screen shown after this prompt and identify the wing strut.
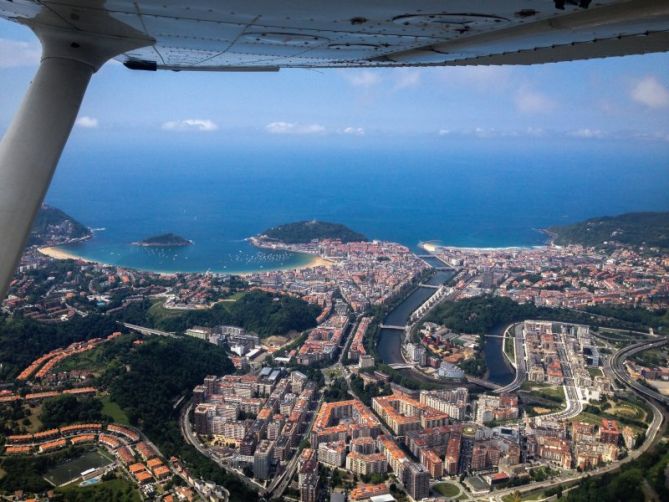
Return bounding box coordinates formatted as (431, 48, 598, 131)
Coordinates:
(0, 27, 149, 299)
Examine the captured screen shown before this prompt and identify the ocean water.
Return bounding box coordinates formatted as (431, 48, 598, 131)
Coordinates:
(45, 138, 669, 273)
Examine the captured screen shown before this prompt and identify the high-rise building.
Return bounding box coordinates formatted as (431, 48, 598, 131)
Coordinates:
(445, 434, 461, 475)
(419, 388, 469, 421)
(193, 403, 216, 434)
(298, 449, 319, 502)
(345, 452, 387, 476)
(318, 440, 347, 467)
(253, 439, 275, 480)
(403, 461, 430, 500)
(600, 419, 620, 445)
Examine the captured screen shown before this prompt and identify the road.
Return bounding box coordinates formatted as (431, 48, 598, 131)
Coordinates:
(542, 330, 583, 420)
(495, 323, 527, 394)
(608, 337, 669, 405)
(120, 322, 179, 338)
(266, 393, 325, 499)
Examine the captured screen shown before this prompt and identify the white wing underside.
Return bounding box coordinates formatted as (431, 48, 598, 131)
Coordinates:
(1, 0, 668, 71)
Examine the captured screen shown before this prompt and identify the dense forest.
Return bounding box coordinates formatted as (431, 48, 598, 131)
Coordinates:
(0, 300, 151, 380)
(40, 395, 104, 428)
(0, 290, 318, 379)
(0, 447, 87, 492)
(585, 305, 669, 331)
(105, 336, 232, 434)
(100, 336, 258, 502)
(565, 442, 669, 502)
(147, 290, 321, 336)
(549, 211, 669, 249)
(132, 233, 191, 247)
(427, 296, 664, 335)
(259, 220, 367, 243)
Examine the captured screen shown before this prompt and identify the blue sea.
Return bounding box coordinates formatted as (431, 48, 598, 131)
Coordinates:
(45, 137, 669, 273)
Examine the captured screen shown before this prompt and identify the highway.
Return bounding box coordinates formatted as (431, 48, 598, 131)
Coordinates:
(608, 337, 669, 405)
(489, 336, 668, 501)
(120, 322, 179, 338)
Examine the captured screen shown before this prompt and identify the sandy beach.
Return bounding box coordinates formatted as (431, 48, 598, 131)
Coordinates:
(304, 256, 334, 269)
(237, 254, 335, 276)
(38, 246, 96, 263)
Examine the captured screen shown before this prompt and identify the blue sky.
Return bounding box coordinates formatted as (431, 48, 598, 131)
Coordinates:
(2, 18, 669, 146)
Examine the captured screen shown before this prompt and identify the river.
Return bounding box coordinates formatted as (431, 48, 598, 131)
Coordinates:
(376, 268, 515, 387)
(482, 325, 515, 386)
(376, 270, 454, 364)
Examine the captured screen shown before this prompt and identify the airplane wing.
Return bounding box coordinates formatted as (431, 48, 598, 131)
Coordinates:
(0, 0, 667, 70)
(1, 0, 668, 300)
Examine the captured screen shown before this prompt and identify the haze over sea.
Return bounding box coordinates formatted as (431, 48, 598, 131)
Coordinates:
(45, 138, 669, 274)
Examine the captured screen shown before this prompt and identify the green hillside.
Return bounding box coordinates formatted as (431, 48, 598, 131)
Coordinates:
(549, 212, 669, 248)
(260, 220, 367, 244)
(28, 205, 91, 245)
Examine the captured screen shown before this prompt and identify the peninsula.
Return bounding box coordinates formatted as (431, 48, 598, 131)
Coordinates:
(254, 220, 367, 244)
(29, 205, 92, 246)
(132, 233, 192, 248)
(548, 211, 669, 249)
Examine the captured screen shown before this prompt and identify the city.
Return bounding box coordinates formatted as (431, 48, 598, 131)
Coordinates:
(0, 3, 668, 500)
(1, 215, 667, 501)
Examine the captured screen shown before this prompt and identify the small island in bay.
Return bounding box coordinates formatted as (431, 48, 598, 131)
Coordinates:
(253, 220, 367, 245)
(132, 233, 192, 248)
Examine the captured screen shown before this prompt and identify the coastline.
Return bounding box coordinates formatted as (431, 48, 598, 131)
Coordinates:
(37, 245, 333, 275)
(38, 246, 98, 263)
(419, 242, 548, 252)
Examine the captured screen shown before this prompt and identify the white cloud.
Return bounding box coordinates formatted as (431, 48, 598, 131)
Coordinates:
(568, 128, 605, 139)
(161, 119, 218, 132)
(439, 66, 512, 91)
(437, 127, 521, 139)
(265, 122, 326, 135)
(0, 38, 40, 68)
(630, 76, 669, 109)
(394, 69, 421, 90)
(514, 87, 556, 113)
(75, 116, 98, 128)
(525, 127, 546, 137)
(342, 127, 365, 136)
(343, 70, 381, 87)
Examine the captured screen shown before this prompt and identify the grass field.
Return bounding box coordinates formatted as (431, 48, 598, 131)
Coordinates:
(44, 449, 113, 487)
(502, 490, 547, 502)
(100, 395, 130, 425)
(574, 411, 604, 425)
(529, 385, 565, 404)
(587, 367, 603, 378)
(25, 403, 43, 433)
(57, 477, 141, 501)
(147, 300, 190, 324)
(610, 403, 644, 420)
(434, 482, 460, 497)
(504, 333, 515, 362)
